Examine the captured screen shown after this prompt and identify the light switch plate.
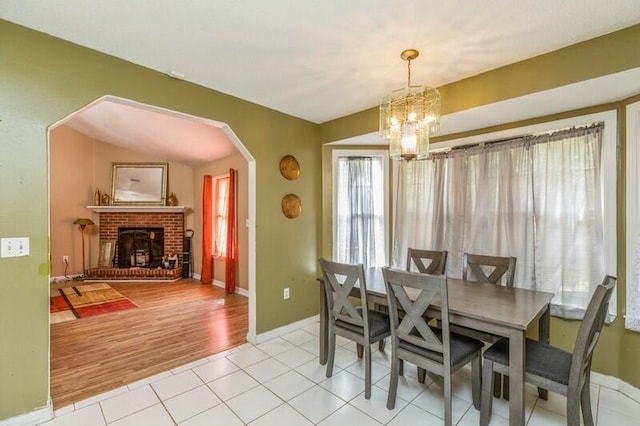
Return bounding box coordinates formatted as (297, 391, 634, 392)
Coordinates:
(1, 237, 30, 258)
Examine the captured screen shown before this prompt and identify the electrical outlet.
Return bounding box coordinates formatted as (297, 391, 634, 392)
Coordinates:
(63, 255, 69, 263)
(284, 287, 290, 300)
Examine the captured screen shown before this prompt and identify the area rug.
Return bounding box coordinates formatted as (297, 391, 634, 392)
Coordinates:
(50, 283, 137, 324)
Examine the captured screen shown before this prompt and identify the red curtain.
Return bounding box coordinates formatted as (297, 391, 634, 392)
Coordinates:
(225, 169, 238, 294)
(200, 175, 213, 284)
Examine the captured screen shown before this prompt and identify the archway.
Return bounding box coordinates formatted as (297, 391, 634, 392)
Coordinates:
(47, 94, 256, 406)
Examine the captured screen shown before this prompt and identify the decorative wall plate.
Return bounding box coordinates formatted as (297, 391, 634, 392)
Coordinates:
(279, 155, 300, 180)
(282, 194, 302, 218)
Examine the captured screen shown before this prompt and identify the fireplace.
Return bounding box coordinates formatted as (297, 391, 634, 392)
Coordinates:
(85, 207, 185, 281)
(117, 227, 164, 268)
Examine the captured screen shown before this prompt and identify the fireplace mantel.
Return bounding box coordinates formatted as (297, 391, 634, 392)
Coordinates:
(87, 205, 187, 213)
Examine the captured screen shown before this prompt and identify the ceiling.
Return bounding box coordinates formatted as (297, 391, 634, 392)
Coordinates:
(3, 1, 640, 163)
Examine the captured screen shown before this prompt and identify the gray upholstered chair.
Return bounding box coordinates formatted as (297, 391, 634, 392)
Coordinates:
(382, 267, 483, 425)
(480, 275, 616, 426)
(406, 248, 448, 275)
(319, 258, 391, 399)
(461, 252, 517, 396)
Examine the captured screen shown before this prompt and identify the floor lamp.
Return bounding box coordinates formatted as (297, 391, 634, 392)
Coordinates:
(73, 218, 94, 277)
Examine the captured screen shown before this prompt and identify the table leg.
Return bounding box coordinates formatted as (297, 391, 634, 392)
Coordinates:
(509, 330, 525, 426)
(537, 305, 550, 400)
(319, 282, 328, 365)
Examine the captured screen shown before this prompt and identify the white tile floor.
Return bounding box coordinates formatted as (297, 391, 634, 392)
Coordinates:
(41, 321, 640, 425)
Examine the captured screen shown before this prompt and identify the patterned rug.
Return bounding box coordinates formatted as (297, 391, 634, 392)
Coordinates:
(50, 283, 137, 324)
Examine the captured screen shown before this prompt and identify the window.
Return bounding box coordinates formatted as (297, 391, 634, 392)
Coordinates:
(393, 111, 617, 320)
(213, 175, 230, 258)
(332, 150, 389, 268)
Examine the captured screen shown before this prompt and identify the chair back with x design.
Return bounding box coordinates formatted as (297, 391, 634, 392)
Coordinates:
(319, 258, 367, 329)
(383, 268, 450, 363)
(568, 275, 616, 397)
(406, 248, 448, 275)
(463, 253, 516, 286)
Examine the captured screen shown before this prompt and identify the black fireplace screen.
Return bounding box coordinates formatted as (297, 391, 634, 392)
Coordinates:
(117, 227, 164, 268)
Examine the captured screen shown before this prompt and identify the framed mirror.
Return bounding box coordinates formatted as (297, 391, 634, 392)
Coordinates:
(111, 162, 168, 205)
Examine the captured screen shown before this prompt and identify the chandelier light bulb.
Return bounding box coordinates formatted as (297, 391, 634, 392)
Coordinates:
(379, 49, 441, 161)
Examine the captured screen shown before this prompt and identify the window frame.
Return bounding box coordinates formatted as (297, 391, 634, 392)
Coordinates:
(332, 149, 390, 266)
(212, 173, 230, 259)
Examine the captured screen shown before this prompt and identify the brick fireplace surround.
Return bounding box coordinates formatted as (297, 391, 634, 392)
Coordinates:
(85, 207, 186, 281)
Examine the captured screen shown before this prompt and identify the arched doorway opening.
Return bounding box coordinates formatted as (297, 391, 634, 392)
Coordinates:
(47, 95, 256, 407)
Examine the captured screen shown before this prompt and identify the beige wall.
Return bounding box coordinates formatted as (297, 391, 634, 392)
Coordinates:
(49, 125, 196, 277)
(193, 153, 249, 289)
(49, 126, 95, 276)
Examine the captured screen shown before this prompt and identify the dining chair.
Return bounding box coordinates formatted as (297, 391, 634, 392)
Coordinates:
(462, 253, 516, 286)
(375, 248, 447, 318)
(480, 275, 616, 426)
(460, 252, 517, 396)
(382, 267, 483, 425)
(319, 258, 391, 399)
(406, 248, 448, 275)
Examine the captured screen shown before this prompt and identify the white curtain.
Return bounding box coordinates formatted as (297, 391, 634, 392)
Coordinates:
(626, 102, 640, 331)
(394, 125, 608, 319)
(335, 156, 386, 268)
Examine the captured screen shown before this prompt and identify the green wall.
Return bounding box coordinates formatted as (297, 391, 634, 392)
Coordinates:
(0, 20, 320, 419)
(319, 25, 640, 389)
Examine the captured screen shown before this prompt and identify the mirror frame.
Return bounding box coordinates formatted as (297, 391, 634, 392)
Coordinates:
(111, 162, 168, 205)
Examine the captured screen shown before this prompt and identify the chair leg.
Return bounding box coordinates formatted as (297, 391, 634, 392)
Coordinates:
(357, 343, 364, 358)
(399, 359, 404, 376)
(444, 374, 452, 426)
(567, 387, 582, 426)
(378, 338, 386, 352)
(417, 367, 426, 384)
(471, 355, 481, 410)
(502, 374, 509, 400)
(581, 378, 595, 426)
(364, 342, 372, 399)
(480, 359, 495, 426)
(326, 331, 336, 378)
(387, 356, 400, 410)
(493, 372, 502, 398)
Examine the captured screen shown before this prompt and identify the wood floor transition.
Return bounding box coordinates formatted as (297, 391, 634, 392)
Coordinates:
(49, 279, 248, 409)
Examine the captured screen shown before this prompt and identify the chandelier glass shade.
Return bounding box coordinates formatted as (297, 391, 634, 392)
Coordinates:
(379, 49, 441, 161)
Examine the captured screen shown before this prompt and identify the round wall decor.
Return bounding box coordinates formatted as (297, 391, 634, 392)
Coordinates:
(279, 155, 300, 180)
(282, 193, 302, 218)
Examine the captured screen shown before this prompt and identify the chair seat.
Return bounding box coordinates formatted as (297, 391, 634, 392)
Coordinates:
(335, 307, 390, 339)
(399, 329, 484, 365)
(483, 337, 572, 385)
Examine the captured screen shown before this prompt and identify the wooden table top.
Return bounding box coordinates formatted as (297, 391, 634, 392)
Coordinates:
(361, 267, 555, 331)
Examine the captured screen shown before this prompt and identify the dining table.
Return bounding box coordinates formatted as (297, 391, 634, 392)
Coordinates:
(317, 267, 555, 426)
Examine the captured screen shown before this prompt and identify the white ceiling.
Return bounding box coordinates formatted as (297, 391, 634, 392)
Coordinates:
(3, 1, 640, 163)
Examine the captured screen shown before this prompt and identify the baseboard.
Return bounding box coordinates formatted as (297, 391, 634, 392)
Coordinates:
(210, 279, 248, 297)
(0, 402, 52, 426)
(247, 315, 319, 345)
(591, 371, 640, 403)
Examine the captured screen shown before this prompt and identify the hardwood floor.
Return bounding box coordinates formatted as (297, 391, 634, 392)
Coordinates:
(50, 279, 248, 409)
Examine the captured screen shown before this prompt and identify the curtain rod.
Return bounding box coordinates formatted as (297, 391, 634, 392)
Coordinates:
(434, 122, 604, 155)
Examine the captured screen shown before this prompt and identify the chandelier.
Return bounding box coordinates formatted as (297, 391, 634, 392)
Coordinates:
(379, 49, 441, 161)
